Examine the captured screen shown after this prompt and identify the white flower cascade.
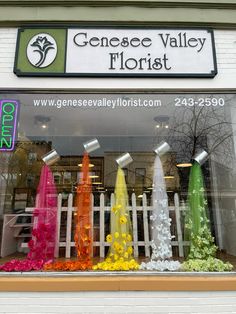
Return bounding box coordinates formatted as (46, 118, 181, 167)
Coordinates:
(140, 155, 181, 271)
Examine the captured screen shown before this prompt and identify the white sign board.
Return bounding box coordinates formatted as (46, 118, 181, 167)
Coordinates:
(14, 28, 217, 77)
(66, 28, 217, 77)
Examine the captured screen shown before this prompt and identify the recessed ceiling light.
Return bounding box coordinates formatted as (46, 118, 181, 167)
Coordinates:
(34, 115, 51, 129)
(92, 182, 102, 185)
(154, 116, 170, 129)
(89, 175, 99, 178)
(138, 195, 143, 198)
(164, 175, 174, 179)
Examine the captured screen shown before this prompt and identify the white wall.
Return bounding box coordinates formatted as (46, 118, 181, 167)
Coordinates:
(0, 291, 235, 313)
(0, 29, 236, 90)
(0, 28, 236, 311)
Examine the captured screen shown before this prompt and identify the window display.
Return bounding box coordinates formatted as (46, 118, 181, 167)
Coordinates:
(0, 164, 57, 271)
(140, 142, 181, 271)
(0, 93, 235, 273)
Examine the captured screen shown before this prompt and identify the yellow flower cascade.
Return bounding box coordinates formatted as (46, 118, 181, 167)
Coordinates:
(93, 167, 139, 271)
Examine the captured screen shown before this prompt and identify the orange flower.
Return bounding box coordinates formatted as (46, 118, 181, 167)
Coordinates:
(43, 260, 93, 271)
(74, 152, 93, 261)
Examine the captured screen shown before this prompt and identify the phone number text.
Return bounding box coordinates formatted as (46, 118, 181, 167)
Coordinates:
(174, 97, 225, 107)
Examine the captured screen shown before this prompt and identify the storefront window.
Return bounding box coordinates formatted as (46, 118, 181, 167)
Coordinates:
(0, 93, 235, 272)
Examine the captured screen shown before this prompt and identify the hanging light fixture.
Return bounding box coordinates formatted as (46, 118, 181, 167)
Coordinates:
(176, 163, 192, 168)
(153, 115, 170, 129)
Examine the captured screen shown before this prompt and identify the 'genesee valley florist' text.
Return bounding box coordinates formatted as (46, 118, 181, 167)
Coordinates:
(73, 31, 207, 71)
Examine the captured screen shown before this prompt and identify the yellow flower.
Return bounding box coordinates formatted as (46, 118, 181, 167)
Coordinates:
(117, 246, 124, 254)
(114, 254, 118, 260)
(106, 234, 113, 243)
(112, 204, 122, 213)
(113, 241, 119, 250)
(111, 206, 117, 213)
(114, 232, 119, 239)
(122, 262, 129, 271)
(127, 234, 132, 241)
(124, 252, 129, 259)
(93, 257, 140, 271)
(120, 216, 127, 224)
(106, 258, 112, 263)
(127, 247, 133, 255)
(122, 233, 127, 239)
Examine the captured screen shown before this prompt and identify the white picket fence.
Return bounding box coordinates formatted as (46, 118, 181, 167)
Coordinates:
(24, 192, 188, 259)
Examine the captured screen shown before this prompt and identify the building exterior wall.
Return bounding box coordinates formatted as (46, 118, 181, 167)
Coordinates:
(0, 291, 236, 313)
(0, 1, 236, 312)
(1, 28, 236, 90)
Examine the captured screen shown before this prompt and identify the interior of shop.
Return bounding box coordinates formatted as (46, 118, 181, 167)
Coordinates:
(0, 93, 236, 269)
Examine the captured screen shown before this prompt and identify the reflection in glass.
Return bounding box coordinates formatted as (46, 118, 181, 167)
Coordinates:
(0, 93, 235, 271)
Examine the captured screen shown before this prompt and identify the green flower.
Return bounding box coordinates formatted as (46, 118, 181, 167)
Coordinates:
(182, 257, 233, 272)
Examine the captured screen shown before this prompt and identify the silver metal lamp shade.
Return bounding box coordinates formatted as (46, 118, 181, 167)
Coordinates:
(116, 153, 133, 168)
(83, 138, 100, 153)
(42, 149, 60, 166)
(154, 141, 170, 156)
(193, 149, 208, 165)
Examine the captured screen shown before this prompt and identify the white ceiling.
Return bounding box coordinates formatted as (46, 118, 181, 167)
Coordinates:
(1, 93, 235, 156)
(12, 93, 235, 137)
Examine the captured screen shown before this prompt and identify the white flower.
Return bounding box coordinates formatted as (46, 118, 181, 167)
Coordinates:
(159, 213, 167, 220)
(150, 214, 157, 221)
(139, 260, 181, 271)
(159, 199, 168, 207)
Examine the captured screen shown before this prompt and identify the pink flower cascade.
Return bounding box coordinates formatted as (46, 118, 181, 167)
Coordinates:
(0, 165, 58, 271)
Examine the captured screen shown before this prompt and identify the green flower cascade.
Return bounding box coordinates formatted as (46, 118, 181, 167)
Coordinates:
(183, 161, 233, 272)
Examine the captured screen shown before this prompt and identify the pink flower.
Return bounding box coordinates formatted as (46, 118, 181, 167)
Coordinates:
(0, 258, 46, 272)
(32, 259, 44, 270)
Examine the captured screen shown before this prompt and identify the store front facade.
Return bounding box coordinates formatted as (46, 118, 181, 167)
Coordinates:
(0, 1, 236, 303)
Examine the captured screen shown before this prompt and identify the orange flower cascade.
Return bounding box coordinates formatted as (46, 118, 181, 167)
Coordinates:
(74, 152, 92, 261)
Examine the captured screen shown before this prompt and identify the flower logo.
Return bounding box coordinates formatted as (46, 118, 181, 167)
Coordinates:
(27, 33, 57, 68)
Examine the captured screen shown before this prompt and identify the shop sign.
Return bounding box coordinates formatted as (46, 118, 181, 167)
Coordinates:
(0, 100, 19, 151)
(14, 28, 217, 77)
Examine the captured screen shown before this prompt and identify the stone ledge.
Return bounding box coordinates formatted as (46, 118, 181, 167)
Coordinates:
(0, 274, 236, 291)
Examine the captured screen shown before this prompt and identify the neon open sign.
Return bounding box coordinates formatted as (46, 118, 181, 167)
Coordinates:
(0, 100, 19, 151)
